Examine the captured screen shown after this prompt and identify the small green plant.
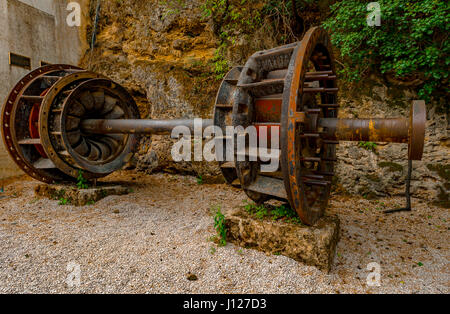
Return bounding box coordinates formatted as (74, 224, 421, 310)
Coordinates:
(29, 198, 39, 204)
(52, 189, 67, 201)
(76, 170, 89, 189)
(210, 43, 229, 80)
(271, 204, 302, 224)
(358, 141, 377, 152)
(213, 206, 227, 246)
(244, 201, 302, 225)
(58, 197, 69, 206)
(196, 175, 204, 185)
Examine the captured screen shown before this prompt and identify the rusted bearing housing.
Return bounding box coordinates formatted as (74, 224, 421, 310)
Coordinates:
(1, 64, 140, 183)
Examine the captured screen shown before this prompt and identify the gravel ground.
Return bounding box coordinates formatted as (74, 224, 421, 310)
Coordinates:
(0, 171, 448, 293)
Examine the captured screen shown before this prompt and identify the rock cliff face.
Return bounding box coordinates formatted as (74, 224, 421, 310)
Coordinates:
(81, 0, 449, 206)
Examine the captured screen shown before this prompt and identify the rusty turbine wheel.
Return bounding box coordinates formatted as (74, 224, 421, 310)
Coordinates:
(1, 64, 84, 183)
(214, 27, 426, 225)
(224, 27, 339, 224)
(1, 64, 140, 183)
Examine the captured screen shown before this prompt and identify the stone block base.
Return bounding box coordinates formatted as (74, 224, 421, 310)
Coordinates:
(225, 208, 340, 272)
(34, 184, 129, 206)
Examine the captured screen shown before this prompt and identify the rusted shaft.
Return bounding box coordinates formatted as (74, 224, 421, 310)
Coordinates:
(81, 119, 214, 135)
(319, 118, 409, 143)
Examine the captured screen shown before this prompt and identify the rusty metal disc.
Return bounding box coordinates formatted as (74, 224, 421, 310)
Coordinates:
(408, 100, 426, 161)
(38, 70, 106, 180)
(233, 41, 301, 205)
(1, 64, 83, 183)
(281, 26, 338, 225)
(228, 27, 338, 225)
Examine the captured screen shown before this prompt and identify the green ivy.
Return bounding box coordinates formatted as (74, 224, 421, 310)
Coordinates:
(201, 0, 287, 79)
(323, 0, 449, 102)
(76, 170, 89, 190)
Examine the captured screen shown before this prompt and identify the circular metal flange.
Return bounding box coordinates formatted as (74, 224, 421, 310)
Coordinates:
(281, 26, 338, 225)
(214, 67, 242, 185)
(408, 100, 426, 160)
(38, 70, 107, 180)
(1, 64, 83, 183)
(58, 78, 140, 175)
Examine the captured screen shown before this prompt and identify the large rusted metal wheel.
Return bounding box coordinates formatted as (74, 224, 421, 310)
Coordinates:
(230, 27, 338, 225)
(1, 64, 140, 183)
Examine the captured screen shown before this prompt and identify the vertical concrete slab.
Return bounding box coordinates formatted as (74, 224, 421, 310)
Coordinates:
(0, 0, 17, 180)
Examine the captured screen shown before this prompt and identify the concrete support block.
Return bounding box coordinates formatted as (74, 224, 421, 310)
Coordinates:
(34, 184, 129, 206)
(225, 208, 340, 272)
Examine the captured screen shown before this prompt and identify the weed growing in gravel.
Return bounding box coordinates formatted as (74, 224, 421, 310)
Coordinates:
(196, 175, 204, 185)
(58, 197, 70, 206)
(213, 206, 227, 246)
(76, 170, 89, 189)
(29, 197, 39, 204)
(243, 201, 302, 225)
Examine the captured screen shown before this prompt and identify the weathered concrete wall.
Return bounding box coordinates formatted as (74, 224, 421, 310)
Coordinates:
(0, 0, 87, 180)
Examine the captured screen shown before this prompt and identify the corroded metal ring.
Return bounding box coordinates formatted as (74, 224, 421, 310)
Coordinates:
(213, 67, 242, 185)
(408, 100, 426, 160)
(281, 27, 338, 225)
(227, 26, 338, 225)
(58, 78, 140, 174)
(38, 71, 105, 180)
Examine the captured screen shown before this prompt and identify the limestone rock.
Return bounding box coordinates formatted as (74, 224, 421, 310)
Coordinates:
(34, 184, 129, 206)
(225, 208, 340, 272)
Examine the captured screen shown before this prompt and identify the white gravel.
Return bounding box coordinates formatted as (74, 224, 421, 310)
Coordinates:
(0, 171, 448, 293)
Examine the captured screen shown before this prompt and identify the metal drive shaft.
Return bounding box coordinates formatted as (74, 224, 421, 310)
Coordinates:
(319, 117, 410, 143)
(81, 119, 214, 135)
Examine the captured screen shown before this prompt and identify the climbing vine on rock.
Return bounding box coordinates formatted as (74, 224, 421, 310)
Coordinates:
(201, 0, 303, 79)
(323, 0, 449, 103)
